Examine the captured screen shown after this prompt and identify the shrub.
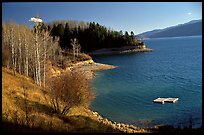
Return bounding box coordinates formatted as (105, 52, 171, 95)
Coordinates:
(46, 70, 94, 115)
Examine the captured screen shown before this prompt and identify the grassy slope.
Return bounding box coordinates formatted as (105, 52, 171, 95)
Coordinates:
(2, 67, 202, 133)
(2, 67, 122, 133)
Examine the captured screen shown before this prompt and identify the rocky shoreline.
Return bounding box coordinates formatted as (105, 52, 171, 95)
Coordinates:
(67, 61, 150, 133)
(47, 59, 117, 79)
(63, 59, 117, 80)
(67, 106, 150, 133)
(49, 59, 150, 133)
(90, 111, 150, 133)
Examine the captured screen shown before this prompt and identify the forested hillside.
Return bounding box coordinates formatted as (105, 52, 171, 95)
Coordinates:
(43, 20, 136, 52)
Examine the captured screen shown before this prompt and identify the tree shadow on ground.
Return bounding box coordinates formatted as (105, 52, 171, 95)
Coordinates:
(58, 115, 122, 133)
(1, 121, 59, 133)
(2, 115, 122, 133)
(14, 95, 56, 116)
(8, 95, 122, 133)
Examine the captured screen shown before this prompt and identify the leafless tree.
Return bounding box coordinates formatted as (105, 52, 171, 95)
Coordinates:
(2, 23, 10, 68)
(70, 38, 81, 60)
(17, 25, 22, 75)
(22, 25, 30, 76)
(46, 71, 94, 115)
(2, 21, 62, 86)
(9, 23, 16, 75)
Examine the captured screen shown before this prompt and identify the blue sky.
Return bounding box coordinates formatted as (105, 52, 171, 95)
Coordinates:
(2, 2, 202, 34)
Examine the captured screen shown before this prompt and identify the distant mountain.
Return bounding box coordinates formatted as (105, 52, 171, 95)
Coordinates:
(137, 19, 202, 39)
(136, 29, 161, 38)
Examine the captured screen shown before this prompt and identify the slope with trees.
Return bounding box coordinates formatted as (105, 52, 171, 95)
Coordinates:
(2, 19, 149, 133)
(46, 21, 137, 52)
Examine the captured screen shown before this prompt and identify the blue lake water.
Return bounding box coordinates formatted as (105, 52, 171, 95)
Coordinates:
(90, 36, 202, 128)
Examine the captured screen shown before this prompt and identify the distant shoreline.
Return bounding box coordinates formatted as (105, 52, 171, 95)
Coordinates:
(87, 46, 153, 56)
(139, 35, 202, 41)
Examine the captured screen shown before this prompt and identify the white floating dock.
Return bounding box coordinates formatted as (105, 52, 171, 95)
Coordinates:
(153, 97, 179, 104)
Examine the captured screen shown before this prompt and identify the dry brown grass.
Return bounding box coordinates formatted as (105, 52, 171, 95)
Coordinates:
(45, 70, 94, 115)
(2, 67, 121, 133)
(50, 51, 92, 69)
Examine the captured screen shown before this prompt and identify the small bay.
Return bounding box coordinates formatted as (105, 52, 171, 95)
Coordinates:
(91, 36, 202, 128)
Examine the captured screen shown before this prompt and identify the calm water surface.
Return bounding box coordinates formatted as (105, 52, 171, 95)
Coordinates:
(91, 36, 202, 128)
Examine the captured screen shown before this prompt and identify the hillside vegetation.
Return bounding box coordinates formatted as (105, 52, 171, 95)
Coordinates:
(43, 20, 139, 52)
(2, 21, 123, 133)
(2, 67, 122, 133)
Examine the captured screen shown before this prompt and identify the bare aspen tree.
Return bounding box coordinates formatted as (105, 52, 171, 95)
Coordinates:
(33, 27, 38, 85)
(22, 25, 33, 77)
(34, 24, 41, 86)
(2, 24, 10, 68)
(23, 26, 29, 76)
(76, 43, 81, 57)
(71, 38, 81, 59)
(30, 16, 44, 86)
(31, 24, 41, 85)
(3, 24, 10, 67)
(43, 32, 47, 87)
(42, 30, 50, 87)
(27, 29, 38, 84)
(14, 48, 17, 75)
(9, 24, 16, 75)
(34, 32, 38, 85)
(17, 25, 22, 75)
(3, 20, 62, 86)
(70, 38, 76, 60)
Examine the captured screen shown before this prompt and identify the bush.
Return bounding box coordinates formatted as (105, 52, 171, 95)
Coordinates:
(46, 71, 94, 115)
(76, 53, 92, 61)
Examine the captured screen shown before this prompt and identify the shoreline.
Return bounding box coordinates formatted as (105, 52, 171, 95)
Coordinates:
(48, 59, 151, 133)
(66, 60, 151, 133)
(65, 60, 117, 78)
(87, 47, 153, 56)
(47, 59, 117, 79)
(68, 106, 150, 133)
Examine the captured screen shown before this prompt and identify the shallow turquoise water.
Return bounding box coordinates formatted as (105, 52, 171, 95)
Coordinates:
(91, 36, 202, 128)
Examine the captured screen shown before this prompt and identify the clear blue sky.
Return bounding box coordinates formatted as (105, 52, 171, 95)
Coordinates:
(2, 2, 202, 35)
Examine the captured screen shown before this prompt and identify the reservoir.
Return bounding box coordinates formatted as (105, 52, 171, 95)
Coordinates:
(91, 36, 202, 128)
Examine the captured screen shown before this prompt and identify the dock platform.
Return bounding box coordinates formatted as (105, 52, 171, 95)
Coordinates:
(153, 97, 179, 104)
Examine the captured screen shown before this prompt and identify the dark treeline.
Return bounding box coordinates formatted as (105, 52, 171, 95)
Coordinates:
(42, 20, 136, 52)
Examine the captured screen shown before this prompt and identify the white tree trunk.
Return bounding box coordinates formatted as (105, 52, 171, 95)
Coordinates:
(35, 29, 41, 86)
(18, 26, 22, 75)
(35, 30, 39, 85)
(10, 27, 16, 75)
(14, 49, 17, 74)
(43, 34, 47, 87)
(36, 43, 41, 86)
(71, 38, 76, 60)
(24, 33, 29, 76)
